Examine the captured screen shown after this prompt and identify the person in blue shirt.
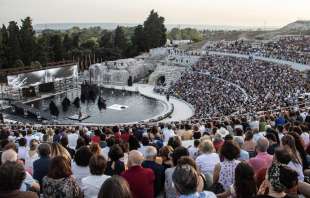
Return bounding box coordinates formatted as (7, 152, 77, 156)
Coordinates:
(275, 114, 286, 127)
(234, 136, 250, 161)
(33, 143, 51, 188)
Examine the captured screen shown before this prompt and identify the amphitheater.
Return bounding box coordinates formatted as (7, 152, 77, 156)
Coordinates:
(1, 37, 310, 125)
(2, 36, 310, 198)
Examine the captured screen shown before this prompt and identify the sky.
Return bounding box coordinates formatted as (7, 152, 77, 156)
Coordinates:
(0, 0, 310, 27)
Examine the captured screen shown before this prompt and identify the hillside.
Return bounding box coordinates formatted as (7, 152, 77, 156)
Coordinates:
(205, 20, 310, 42)
(280, 20, 310, 31)
(177, 20, 310, 50)
(254, 20, 310, 40)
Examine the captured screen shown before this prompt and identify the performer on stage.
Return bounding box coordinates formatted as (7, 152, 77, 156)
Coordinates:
(78, 110, 82, 121)
(0, 112, 3, 123)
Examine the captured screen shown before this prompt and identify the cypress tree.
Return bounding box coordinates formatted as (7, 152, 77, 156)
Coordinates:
(72, 33, 80, 49)
(0, 25, 9, 68)
(49, 34, 64, 61)
(114, 26, 128, 56)
(35, 36, 49, 66)
(7, 21, 22, 67)
(132, 25, 147, 52)
(143, 10, 167, 50)
(63, 34, 73, 59)
(63, 34, 73, 52)
(99, 31, 114, 48)
(20, 17, 36, 65)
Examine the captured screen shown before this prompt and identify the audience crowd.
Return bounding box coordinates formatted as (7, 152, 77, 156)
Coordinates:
(1, 107, 310, 197)
(1, 37, 310, 198)
(169, 71, 246, 118)
(205, 36, 310, 65)
(169, 54, 308, 118)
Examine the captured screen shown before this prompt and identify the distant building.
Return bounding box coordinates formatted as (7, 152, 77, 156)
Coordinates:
(166, 39, 192, 47)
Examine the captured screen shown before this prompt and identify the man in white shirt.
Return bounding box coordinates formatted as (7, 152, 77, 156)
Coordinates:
(253, 128, 264, 143)
(138, 136, 150, 157)
(25, 130, 35, 147)
(163, 124, 175, 143)
(195, 140, 220, 178)
(199, 124, 206, 134)
(249, 119, 259, 130)
(100, 137, 116, 160)
(188, 140, 200, 160)
(234, 136, 249, 161)
(1, 149, 40, 192)
(67, 127, 79, 149)
(18, 138, 28, 160)
(82, 155, 110, 198)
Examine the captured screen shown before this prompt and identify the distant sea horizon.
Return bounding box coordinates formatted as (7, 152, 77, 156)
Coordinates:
(33, 22, 279, 31)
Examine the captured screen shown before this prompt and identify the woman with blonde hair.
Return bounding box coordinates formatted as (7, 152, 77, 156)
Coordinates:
(25, 139, 39, 174)
(46, 128, 54, 142)
(89, 143, 101, 155)
(159, 145, 174, 169)
(196, 140, 220, 183)
(50, 143, 71, 162)
(281, 135, 302, 166)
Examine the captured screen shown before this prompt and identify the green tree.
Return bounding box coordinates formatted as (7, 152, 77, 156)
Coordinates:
(7, 21, 22, 67)
(168, 28, 182, 40)
(99, 31, 114, 48)
(80, 38, 98, 52)
(114, 26, 128, 55)
(143, 10, 167, 50)
(14, 59, 24, 67)
(63, 34, 73, 59)
(182, 28, 203, 42)
(95, 47, 122, 61)
(20, 17, 36, 65)
(71, 33, 80, 49)
(49, 34, 64, 61)
(0, 25, 9, 68)
(132, 25, 147, 52)
(35, 36, 49, 66)
(63, 34, 73, 52)
(30, 61, 42, 68)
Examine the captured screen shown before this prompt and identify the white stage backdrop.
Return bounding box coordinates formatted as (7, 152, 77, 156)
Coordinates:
(7, 65, 78, 88)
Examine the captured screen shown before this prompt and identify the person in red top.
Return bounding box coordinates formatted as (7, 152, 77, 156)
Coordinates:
(121, 127, 130, 142)
(112, 126, 122, 142)
(248, 137, 273, 175)
(121, 150, 155, 198)
(91, 129, 101, 144)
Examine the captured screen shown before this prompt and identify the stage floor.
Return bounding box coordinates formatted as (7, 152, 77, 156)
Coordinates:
(107, 104, 129, 111)
(67, 113, 90, 121)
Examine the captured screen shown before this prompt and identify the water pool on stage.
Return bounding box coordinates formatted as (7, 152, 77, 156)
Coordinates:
(27, 88, 166, 124)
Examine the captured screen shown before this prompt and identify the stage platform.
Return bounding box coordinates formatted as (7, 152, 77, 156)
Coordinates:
(107, 104, 129, 111)
(67, 113, 90, 121)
